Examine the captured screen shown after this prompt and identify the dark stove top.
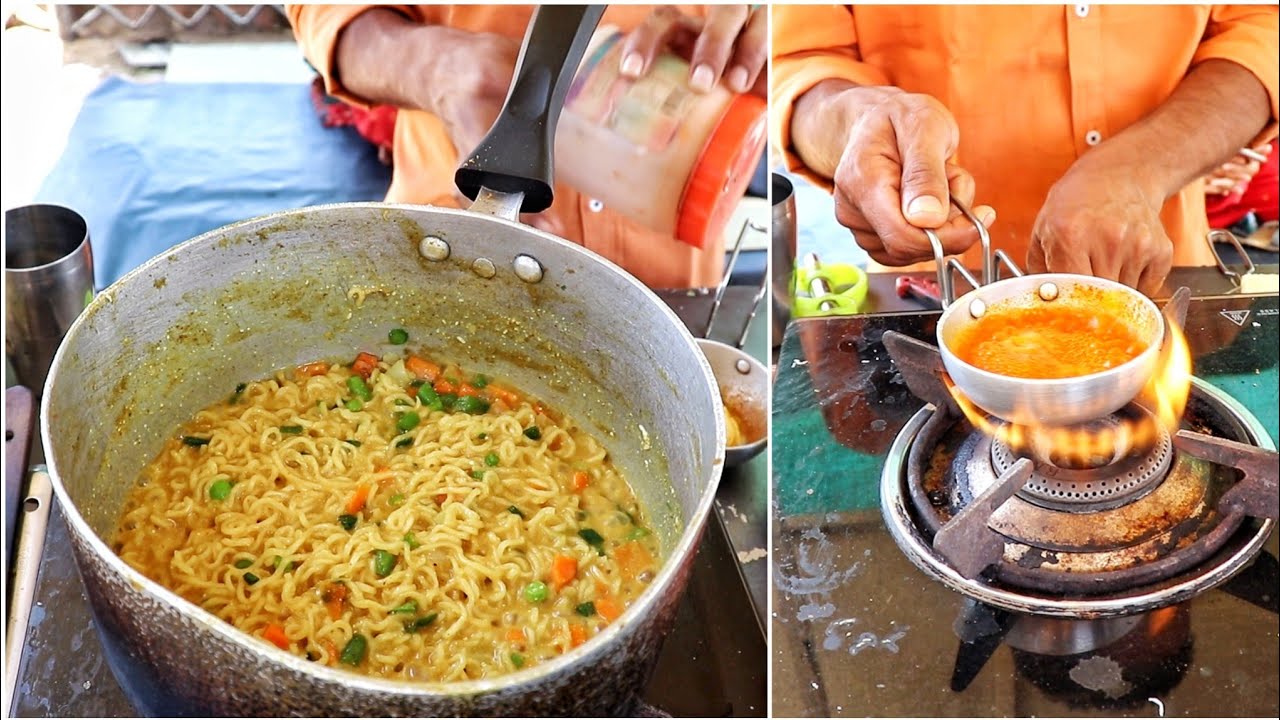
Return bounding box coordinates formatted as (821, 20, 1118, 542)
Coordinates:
(772, 282, 1279, 717)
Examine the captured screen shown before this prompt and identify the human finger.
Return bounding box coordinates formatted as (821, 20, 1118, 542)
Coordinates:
(619, 7, 686, 79)
(722, 7, 766, 94)
(687, 5, 750, 92)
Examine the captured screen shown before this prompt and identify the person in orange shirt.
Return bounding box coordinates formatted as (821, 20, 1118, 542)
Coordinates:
(288, 5, 766, 289)
(771, 5, 1279, 296)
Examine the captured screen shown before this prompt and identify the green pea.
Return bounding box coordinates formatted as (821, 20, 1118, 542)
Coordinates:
(455, 395, 490, 415)
(417, 384, 444, 411)
(575, 601, 596, 617)
(338, 514, 358, 531)
(403, 532, 420, 549)
(373, 549, 397, 577)
(209, 478, 233, 501)
(233, 558, 253, 569)
(523, 581, 549, 603)
(471, 469, 485, 480)
(346, 376, 373, 401)
(345, 398, 364, 412)
(339, 634, 367, 666)
(471, 374, 489, 388)
(439, 393, 458, 410)
(388, 328, 409, 345)
(388, 493, 405, 506)
(396, 411, 420, 432)
(523, 426, 542, 441)
(243, 572, 260, 585)
(485, 452, 500, 467)
(510, 652, 525, 668)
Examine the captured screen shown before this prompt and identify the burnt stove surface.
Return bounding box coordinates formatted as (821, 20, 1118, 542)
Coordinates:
(772, 282, 1280, 717)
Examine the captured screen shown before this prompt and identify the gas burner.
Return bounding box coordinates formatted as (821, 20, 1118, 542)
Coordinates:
(989, 405, 1174, 513)
(879, 323, 1278, 618)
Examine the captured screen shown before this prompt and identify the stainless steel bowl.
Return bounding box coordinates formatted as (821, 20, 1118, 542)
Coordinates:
(697, 339, 768, 466)
(936, 273, 1165, 427)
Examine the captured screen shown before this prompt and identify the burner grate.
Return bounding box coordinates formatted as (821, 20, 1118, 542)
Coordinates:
(991, 424, 1173, 512)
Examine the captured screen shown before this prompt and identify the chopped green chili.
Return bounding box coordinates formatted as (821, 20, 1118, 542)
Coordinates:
(388, 493, 405, 506)
(578, 528, 606, 555)
(575, 601, 597, 617)
(523, 581, 549, 603)
(395, 436, 414, 449)
(508, 505, 525, 518)
(396, 411, 420, 432)
(403, 612, 439, 634)
(522, 426, 542, 441)
(234, 558, 253, 569)
(271, 555, 298, 572)
(510, 652, 525, 668)
(471, 469, 485, 480)
(625, 526, 651, 541)
(373, 549, 397, 577)
(209, 478, 233, 501)
(344, 439, 362, 447)
(484, 452, 500, 467)
(471, 374, 489, 388)
(346, 376, 373, 401)
(182, 435, 211, 447)
(338, 514, 358, 531)
(403, 532, 420, 549)
(243, 572, 260, 585)
(476, 432, 488, 440)
(455, 395, 490, 415)
(345, 398, 364, 412)
(388, 328, 409, 345)
(280, 425, 304, 435)
(417, 384, 444, 411)
(390, 600, 418, 614)
(393, 398, 411, 406)
(339, 634, 367, 666)
(229, 382, 247, 403)
(439, 393, 458, 410)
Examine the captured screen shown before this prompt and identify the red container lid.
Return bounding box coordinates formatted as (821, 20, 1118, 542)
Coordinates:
(675, 93, 768, 250)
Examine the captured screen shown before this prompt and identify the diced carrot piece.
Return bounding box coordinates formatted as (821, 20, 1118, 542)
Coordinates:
(550, 554, 578, 590)
(614, 541, 655, 581)
(457, 382, 480, 397)
(548, 436, 563, 451)
(506, 627, 526, 645)
(404, 355, 441, 382)
(323, 583, 347, 620)
(433, 378, 457, 395)
(572, 472, 590, 493)
(296, 361, 330, 377)
(487, 386, 521, 406)
(323, 639, 339, 665)
(596, 596, 623, 622)
(352, 352, 380, 379)
(263, 623, 290, 650)
(345, 484, 370, 515)
(569, 623, 588, 648)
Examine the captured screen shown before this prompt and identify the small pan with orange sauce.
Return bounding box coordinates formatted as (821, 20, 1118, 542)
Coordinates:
(923, 200, 1165, 427)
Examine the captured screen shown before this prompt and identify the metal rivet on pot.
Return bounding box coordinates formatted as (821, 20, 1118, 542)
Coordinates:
(419, 236, 449, 261)
(513, 255, 544, 283)
(735, 359, 751, 375)
(471, 258, 496, 278)
(969, 298, 987, 319)
(1039, 282, 1060, 301)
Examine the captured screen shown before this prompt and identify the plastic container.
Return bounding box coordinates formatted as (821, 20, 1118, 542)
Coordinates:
(555, 27, 767, 249)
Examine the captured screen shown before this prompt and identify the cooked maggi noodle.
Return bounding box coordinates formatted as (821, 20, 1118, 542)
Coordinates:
(113, 336, 660, 682)
(951, 293, 1148, 379)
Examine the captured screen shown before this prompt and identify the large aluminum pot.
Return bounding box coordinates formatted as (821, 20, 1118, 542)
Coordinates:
(39, 7, 724, 716)
(936, 273, 1164, 427)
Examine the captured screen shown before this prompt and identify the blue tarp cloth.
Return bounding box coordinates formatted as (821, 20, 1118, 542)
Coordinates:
(34, 76, 393, 288)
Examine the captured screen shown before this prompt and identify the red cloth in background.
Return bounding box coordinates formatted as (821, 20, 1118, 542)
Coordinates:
(310, 77, 397, 164)
(1207, 143, 1279, 229)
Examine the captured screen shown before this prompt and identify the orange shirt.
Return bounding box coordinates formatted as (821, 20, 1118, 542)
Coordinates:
(289, 4, 722, 289)
(771, 4, 1280, 272)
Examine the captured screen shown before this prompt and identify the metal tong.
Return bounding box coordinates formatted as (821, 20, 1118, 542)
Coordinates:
(706, 217, 770, 348)
(921, 195, 1024, 307)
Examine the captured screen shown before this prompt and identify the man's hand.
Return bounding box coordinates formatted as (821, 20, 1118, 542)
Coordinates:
(1205, 143, 1271, 196)
(793, 82, 995, 266)
(1029, 169, 1173, 296)
(619, 5, 767, 97)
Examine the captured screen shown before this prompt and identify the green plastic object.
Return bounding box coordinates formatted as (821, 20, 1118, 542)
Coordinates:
(792, 262, 869, 317)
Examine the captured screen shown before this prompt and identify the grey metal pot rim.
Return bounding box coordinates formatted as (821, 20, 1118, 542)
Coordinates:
(40, 201, 727, 698)
(936, 273, 1166, 390)
(879, 377, 1276, 619)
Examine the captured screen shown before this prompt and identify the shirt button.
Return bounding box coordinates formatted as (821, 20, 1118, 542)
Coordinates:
(1085, 130, 1102, 146)
(1075, 4, 1089, 18)
(587, 198, 604, 213)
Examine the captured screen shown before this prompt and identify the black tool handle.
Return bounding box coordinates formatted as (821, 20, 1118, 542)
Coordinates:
(455, 5, 604, 213)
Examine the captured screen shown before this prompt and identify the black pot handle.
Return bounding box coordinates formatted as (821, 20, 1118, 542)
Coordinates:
(454, 5, 604, 214)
